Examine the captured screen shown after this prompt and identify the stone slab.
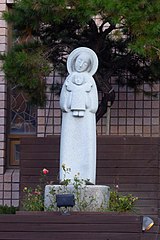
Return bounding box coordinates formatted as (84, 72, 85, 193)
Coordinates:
(44, 184, 110, 212)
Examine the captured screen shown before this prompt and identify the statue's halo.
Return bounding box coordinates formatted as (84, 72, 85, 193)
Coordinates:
(67, 47, 98, 76)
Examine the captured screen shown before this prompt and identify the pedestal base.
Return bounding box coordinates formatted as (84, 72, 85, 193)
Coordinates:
(44, 185, 110, 211)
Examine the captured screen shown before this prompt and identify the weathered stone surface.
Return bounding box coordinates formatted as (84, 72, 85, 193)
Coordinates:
(44, 184, 110, 211)
(59, 47, 99, 184)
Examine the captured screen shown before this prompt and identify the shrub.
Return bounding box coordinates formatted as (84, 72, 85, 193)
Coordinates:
(22, 168, 49, 211)
(0, 205, 18, 214)
(107, 190, 138, 212)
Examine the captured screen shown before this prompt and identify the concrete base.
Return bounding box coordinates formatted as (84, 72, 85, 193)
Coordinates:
(44, 184, 110, 211)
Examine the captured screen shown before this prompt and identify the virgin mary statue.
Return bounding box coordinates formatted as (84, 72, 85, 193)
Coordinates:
(59, 47, 99, 184)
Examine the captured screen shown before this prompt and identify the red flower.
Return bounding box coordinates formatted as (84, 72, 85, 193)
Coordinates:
(34, 191, 41, 195)
(42, 168, 49, 175)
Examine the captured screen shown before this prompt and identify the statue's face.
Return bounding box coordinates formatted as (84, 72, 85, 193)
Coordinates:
(75, 53, 90, 72)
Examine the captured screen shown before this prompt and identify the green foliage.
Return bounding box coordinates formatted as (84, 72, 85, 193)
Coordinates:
(22, 185, 44, 211)
(0, 43, 51, 106)
(0, 205, 18, 214)
(3, 0, 97, 37)
(108, 190, 138, 212)
(1, 0, 160, 118)
(103, 0, 160, 58)
(3, 0, 160, 57)
(22, 168, 49, 211)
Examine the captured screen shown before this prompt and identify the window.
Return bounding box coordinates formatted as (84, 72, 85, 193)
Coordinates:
(8, 87, 37, 166)
(7, 6, 37, 166)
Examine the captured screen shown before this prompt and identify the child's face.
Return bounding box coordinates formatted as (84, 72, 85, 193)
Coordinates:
(74, 76, 84, 85)
(75, 53, 90, 72)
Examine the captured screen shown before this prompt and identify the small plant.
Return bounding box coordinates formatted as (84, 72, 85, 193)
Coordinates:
(0, 205, 18, 214)
(107, 190, 138, 212)
(22, 185, 44, 211)
(60, 164, 72, 186)
(22, 168, 49, 211)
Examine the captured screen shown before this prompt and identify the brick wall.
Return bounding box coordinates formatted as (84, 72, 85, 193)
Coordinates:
(0, 1, 20, 207)
(0, 0, 7, 175)
(37, 80, 160, 137)
(109, 77, 160, 136)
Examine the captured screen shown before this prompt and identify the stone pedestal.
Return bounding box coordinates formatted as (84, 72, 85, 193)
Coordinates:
(44, 185, 110, 211)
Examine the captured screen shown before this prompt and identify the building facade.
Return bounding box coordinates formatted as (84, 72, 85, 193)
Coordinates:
(0, 0, 160, 207)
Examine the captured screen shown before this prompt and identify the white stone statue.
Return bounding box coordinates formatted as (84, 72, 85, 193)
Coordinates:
(59, 47, 98, 184)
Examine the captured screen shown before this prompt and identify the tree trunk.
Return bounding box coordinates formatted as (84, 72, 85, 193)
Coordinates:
(94, 74, 115, 123)
(96, 90, 115, 123)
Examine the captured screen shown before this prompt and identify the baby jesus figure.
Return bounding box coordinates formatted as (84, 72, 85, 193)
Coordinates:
(65, 73, 93, 117)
